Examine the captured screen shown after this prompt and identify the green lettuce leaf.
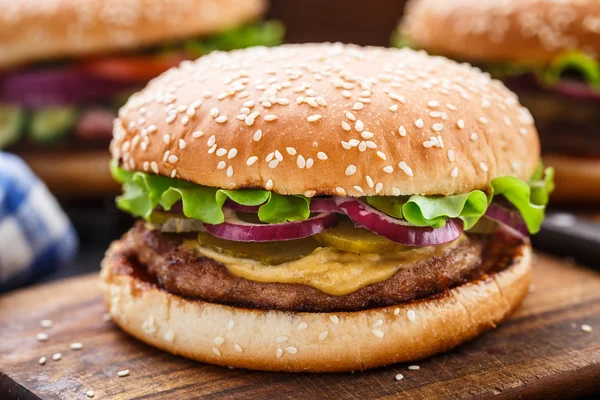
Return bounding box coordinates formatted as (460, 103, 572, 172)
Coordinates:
(184, 20, 284, 57)
(110, 162, 308, 224)
(540, 51, 600, 88)
(366, 166, 554, 234)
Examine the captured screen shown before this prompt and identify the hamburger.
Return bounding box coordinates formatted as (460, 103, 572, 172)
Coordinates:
(0, 0, 282, 196)
(399, 0, 600, 203)
(101, 43, 553, 372)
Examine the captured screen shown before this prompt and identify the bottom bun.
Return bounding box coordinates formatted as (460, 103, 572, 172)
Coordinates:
(544, 154, 600, 203)
(100, 240, 532, 373)
(19, 150, 119, 196)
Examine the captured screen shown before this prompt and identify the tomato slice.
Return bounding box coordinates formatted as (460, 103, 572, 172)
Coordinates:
(78, 53, 189, 82)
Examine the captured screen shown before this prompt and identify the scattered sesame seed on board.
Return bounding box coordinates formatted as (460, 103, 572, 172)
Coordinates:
(52, 353, 62, 361)
(70, 342, 84, 351)
(408, 365, 420, 371)
(40, 319, 53, 329)
(581, 324, 593, 333)
(36, 333, 49, 342)
(39, 357, 46, 365)
(118, 369, 130, 377)
(395, 373, 404, 381)
(86, 390, 95, 398)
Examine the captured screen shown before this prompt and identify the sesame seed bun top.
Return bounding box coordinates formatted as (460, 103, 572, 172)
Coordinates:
(0, 0, 267, 69)
(401, 0, 600, 64)
(111, 43, 540, 197)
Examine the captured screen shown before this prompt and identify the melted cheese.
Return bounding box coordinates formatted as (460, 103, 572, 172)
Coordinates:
(184, 236, 467, 296)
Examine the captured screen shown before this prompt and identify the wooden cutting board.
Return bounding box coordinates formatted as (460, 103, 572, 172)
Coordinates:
(1, 253, 599, 400)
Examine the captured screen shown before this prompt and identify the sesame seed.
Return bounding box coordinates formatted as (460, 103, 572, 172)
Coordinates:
(398, 162, 414, 177)
(276, 348, 283, 359)
(163, 134, 170, 144)
(395, 374, 404, 381)
(253, 129, 263, 141)
(207, 135, 216, 146)
(451, 167, 458, 178)
(40, 319, 53, 329)
(171, 169, 177, 178)
(305, 190, 316, 197)
(366, 175, 374, 188)
(581, 324, 593, 333)
(52, 353, 62, 361)
(423, 140, 435, 148)
(353, 185, 364, 193)
(407, 310, 416, 322)
(217, 161, 226, 170)
(361, 131, 374, 139)
(519, 127, 528, 136)
(269, 160, 279, 169)
(214, 337, 225, 346)
(212, 348, 221, 357)
(427, 100, 439, 108)
(399, 126, 407, 136)
(39, 357, 46, 365)
(215, 115, 228, 124)
(164, 331, 175, 342)
(181, 116, 189, 126)
(480, 162, 489, 172)
(389, 104, 398, 112)
(228, 149, 238, 159)
(179, 139, 187, 149)
(345, 112, 356, 121)
(210, 108, 219, 117)
(342, 90, 352, 98)
(376, 151, 387, 160)
(448, 150, 455, 162)
(330, 315, 339, 324)
(264, 114, 277, 122)
(415, 119, 424, 128)
(341, 121, 351, 131)
(393, 308, 400, 316)
(297, 155, 306, 169)
(36, 333, 49, 342)
(373, 319, 383, 327)
(470, 133, 478, 141)
(276, 336, 288, 343)
(335, 187, 346, 196)
(266, 179, 274, 190)
(192, 131, 204, 138)
(227, 166, 233, 177)
(286, 347, 298, 355)
(355, 120, 364, 132)
(307, 114, 322, 122)
(306, 158, 314, 169)
(392, 187, 401, 196)
(345, 165, 357, 176)
(168, 155, 178, 164)
(166, 114, 176, 124)
(383, 165, 394, 174)
(70, 342, 84, 351)
(373, 330, 384, 338)
(375, 182, 383, 193)
(341, 141, 351, 150)
(352, 102, 364, 110)
(208, 144, 217, 154)
(319, 331, 329, 341)
(479, 116, 489, 125)
(432, 123, 444, 132)
(457, 119, 465, 129)
(316, 151, 328, 161)
(151, 162, 159, 174)
(408, 365, 420, 371)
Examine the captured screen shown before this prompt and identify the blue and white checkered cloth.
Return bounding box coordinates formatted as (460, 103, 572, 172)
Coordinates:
(0, 152, 78, 292)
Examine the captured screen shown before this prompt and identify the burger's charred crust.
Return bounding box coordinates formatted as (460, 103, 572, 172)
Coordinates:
(108, 222, 524, 312)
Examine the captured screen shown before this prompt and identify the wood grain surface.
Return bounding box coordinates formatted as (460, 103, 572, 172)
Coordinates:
(1, 253, 599, 400)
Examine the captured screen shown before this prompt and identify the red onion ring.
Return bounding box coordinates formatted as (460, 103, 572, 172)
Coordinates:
(483, 203, 528, 239)
(0, 68, 137, 107)
(204, 209, 338, 242)
(550, 80, 600, 102)
(334, 197, 463, 246)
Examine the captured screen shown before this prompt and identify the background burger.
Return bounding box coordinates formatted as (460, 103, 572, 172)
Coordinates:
(102, 43, 553, 372)
(399, 0, 599, 204)
(0, 0, 282, 196)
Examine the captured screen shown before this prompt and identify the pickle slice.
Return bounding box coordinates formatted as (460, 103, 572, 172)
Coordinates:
(197, 232, 321, 265)
(314, 218, 410, 254)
